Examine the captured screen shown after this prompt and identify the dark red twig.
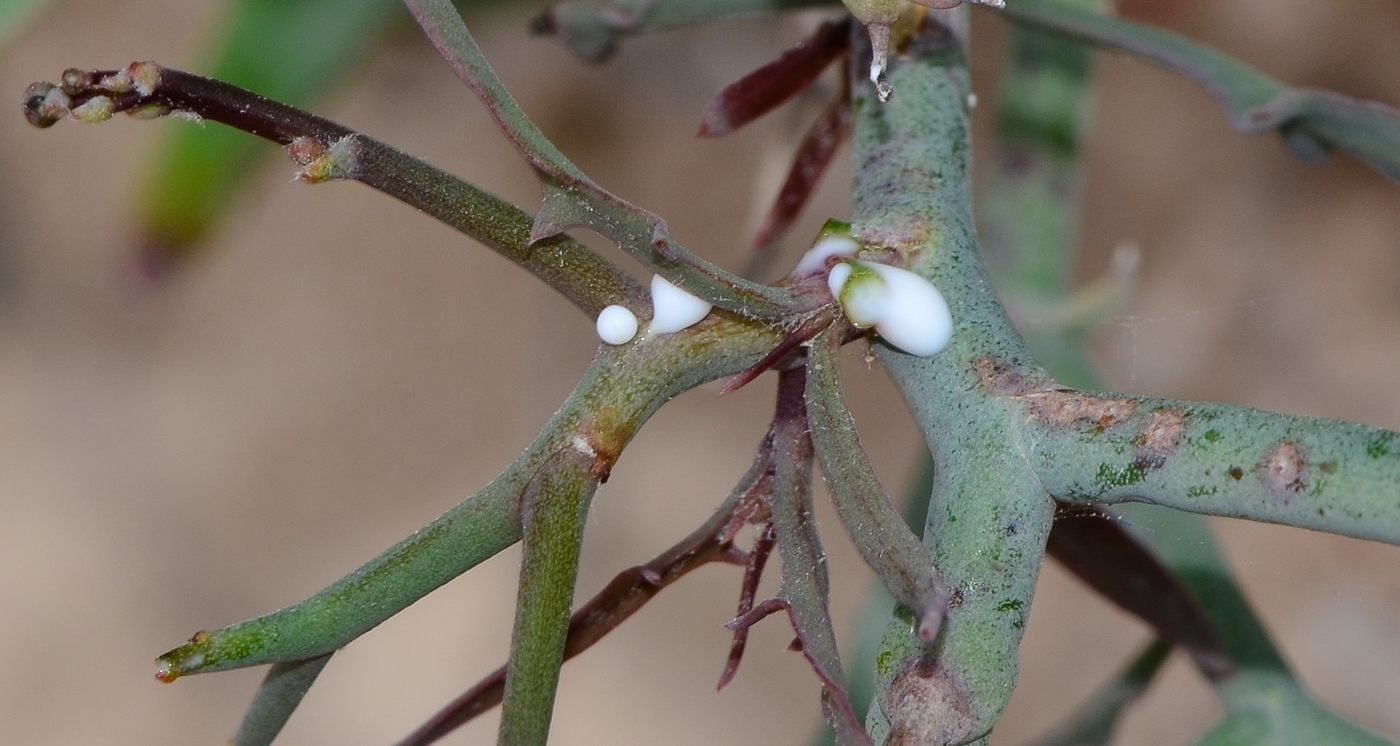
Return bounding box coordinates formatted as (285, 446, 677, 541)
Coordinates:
(697, 19, 850, 138)
(717, 522, 778, 690)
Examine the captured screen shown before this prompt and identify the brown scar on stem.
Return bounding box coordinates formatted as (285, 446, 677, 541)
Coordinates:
(882, 656, 981, 746)
(1257, 440, 1308, 501)
(975, 358, 1137, 429)
(974, 358, 1056, 397)
(1135, 408, 1186, 470)
(852, 223, 932, 262)
(570, 434, 617, 483)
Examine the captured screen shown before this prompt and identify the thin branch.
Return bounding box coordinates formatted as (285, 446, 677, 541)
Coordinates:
(718, 520, 777, 689)
(998, 0, 1400, 183)
(23, 63, 646, 317)
(231, 654, 334, 746)
(401, 0, 819, 320)
(155, 457, 530, 681)
(393, 440, 768, 746)
(134, 0, 406, 260)
(766, 367, 872, 746)
(805, 325, 951, 644)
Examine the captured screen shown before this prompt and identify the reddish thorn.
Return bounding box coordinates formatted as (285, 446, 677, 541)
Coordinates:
(723, 597, 788, 632)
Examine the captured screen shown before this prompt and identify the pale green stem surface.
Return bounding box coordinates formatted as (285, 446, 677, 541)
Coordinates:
(848, 12, 1057, 743)
(806, 326, 950, 644)
(1024, 398, 1400, 543)
(981, 4, 1397, 742)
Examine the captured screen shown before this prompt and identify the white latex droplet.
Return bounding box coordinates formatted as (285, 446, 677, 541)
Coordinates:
(827, 261, 854, 302)
(649, 275, 713, 334)
(596, 305, 638, 345)
(865, 263, 953, 357)
(828, 260, 952, 357)
(794, 236, 859, 277)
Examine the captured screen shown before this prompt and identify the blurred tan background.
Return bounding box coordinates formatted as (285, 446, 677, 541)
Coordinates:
(2, 0, 1399, 744)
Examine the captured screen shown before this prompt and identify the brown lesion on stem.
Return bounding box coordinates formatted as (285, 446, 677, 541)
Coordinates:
(1135, 407, 1186, 470)
(1257, 440, 1308, 502)
(974, 357, 1138, 431)
(881, 655, 980, 746)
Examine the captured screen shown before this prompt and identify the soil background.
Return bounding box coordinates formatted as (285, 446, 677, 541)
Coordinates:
(2, 1, 1399, 744)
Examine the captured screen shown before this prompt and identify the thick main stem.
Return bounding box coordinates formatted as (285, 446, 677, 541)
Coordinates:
(848, 13, 1056, 744)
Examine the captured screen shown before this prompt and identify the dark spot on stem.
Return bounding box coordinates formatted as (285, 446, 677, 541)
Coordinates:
(1228, 466, 1244, 480)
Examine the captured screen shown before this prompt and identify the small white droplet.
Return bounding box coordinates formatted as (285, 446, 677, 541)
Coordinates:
(649, 275, 713, 334)
(827, 261, 854, 302)
(794, 235, 859, 277)
(966, 92, 979, 110)
(596, 305, 638, 345)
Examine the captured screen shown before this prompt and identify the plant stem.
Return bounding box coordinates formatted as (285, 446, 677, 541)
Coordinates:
(24, 63, 646, 316)
(848, 12, 1057, 743)
(498, 453, 598, 746)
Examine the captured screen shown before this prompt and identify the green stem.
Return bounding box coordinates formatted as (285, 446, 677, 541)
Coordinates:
(401, 0, 813, 319)
(1019, 393, 1400, 544)
(23, 63, 646, 317)
(232, 654, 334, 746)
(847, 12, 1057, 743)
(997, 0, 1400, 183)
(498, 453, 599, 746)
(155, 311, 785, 679)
